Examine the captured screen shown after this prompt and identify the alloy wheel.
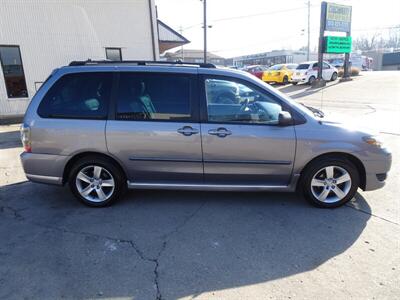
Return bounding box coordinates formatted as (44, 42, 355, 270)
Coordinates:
(75, 165, 115, 203)
(310, 165, 352, 203)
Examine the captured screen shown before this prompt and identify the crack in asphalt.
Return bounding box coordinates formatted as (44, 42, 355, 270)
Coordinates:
(0, 205, 24, 220)
(0, 199, 206, 300)
(345, 204, 399, 226)
(380, 132, 400, 136)
(365, 104, 377, 115)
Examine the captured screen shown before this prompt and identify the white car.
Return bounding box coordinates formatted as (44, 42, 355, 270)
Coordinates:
(291, 61, 338, 85)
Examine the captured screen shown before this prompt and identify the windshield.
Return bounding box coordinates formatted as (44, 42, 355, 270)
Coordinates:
(269, 64, 283, 70)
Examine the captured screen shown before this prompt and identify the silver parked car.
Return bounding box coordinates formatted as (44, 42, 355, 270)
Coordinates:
(20, 60, 391, 208)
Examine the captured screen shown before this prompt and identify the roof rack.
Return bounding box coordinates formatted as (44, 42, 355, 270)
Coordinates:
(68, 59, 216, 68)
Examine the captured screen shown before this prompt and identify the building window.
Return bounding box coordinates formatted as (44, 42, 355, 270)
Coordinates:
(0, 45, 28, 98)
(105, 48, 122, 61)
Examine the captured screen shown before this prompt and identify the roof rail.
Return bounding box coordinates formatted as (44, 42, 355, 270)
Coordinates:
(68, 59, 216, 68)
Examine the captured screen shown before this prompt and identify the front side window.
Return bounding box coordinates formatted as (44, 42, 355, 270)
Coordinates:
(105, 48, 122, 61)
(205, 78, 283, 125)
(0, 45, 28, 98)
(38, 72, 112, 119)
(116, 73, 192, 121)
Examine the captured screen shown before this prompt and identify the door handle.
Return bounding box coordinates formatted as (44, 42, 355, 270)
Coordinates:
(177, 126, 199, 136)
(208, 127, 232, 138)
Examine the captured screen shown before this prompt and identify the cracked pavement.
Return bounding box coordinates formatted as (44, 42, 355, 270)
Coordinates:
(0, 71, 399, 299)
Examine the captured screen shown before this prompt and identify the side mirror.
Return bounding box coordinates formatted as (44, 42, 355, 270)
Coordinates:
(278, 111, 293, 126)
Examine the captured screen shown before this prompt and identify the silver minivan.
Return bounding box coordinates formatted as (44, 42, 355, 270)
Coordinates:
(20, 61, 392, 208)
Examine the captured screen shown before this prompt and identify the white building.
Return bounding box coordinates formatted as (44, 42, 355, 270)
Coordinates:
(232, 50, 318, 68)
(0, 0, 160, 120)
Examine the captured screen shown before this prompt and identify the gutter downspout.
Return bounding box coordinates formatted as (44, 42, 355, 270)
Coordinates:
(148, 0, 157, 60)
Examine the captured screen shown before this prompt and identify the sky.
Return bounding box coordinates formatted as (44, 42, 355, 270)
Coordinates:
(155, 0, 400, 58)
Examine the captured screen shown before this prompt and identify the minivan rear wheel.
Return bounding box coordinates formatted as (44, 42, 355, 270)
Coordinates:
(68, 156, 125, 207)
(301, 157, 360, 208)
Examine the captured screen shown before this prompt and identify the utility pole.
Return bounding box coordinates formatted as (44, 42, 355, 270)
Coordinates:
(203, 0, 207, 63)
(314, 1, 327, 87)
(179, 26, 184, 61)
(307, 0, 310, 61)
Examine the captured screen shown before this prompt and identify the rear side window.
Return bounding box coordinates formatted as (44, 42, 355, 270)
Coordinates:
(296, 64, 310, 70)
(116, 72, 192, 121)
(38, 72, 112, 119)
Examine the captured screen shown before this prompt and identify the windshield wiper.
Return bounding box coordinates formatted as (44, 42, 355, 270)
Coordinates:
(300, 103, 325, 118)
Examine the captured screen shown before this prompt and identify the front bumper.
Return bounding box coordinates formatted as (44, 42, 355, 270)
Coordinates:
(20, 152, 68, 185)
(362, 151, 392, 191)
(291, 76, 308, 83)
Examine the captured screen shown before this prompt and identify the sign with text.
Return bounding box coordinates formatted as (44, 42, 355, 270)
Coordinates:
(325, 2, 352, 33)
(325, 36, 352, 53)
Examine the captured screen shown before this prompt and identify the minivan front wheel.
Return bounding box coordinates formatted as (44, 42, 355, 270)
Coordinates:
(301, 158, 360, 208)
(69, 156, 124, 207)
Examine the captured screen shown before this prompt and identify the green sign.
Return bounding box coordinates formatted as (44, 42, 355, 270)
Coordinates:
(325, 2, 352, 33)
(325, 36, 352, 53)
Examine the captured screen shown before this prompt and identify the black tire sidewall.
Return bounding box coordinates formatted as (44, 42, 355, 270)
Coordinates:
(331, 72, 338, 81)
(68, 157, 124, 207)
(308, 76, 316, 84)
(301, 158, 360, 208)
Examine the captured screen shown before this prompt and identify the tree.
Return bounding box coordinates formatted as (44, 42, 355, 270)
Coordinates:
(353, 26, 400, 51)
(353, 33, 381, 51)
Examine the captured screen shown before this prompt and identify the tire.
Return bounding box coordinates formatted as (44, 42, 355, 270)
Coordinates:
(68, 155, 125, 207)
(331, 72, 338, 81)
(300, 157, 360, 208)
(308, 76, 316, 85)
(292, 82, 298, 85)
(282, 76, 289, 85)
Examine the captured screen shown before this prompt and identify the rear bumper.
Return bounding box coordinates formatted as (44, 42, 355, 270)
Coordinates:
(262, 76, 284, 83)
(20, 152, 68, 185)
(362, 151, 392, 191)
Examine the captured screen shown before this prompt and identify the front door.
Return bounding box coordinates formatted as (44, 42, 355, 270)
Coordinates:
(200, 76, 296, 185)
(106, 71, 203, 183)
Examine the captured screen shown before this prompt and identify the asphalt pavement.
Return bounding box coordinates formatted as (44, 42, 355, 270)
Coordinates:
(0, 71, 399, 300)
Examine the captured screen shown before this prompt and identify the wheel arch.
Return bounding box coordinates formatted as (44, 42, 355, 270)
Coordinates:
(62, 151, 127, 184)
(298, 152, 366, 190)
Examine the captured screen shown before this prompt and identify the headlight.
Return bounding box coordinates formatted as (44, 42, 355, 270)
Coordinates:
(363, 136, 383, 148)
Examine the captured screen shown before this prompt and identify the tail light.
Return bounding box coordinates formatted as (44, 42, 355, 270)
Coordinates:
(20, 124, 32, 153)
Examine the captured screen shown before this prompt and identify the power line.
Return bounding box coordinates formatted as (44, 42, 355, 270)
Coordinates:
(210, 34, 301, 54)
(211, 6, 313, 23)
(352, 25, 400, 32)
(181, 5, 315, 31)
